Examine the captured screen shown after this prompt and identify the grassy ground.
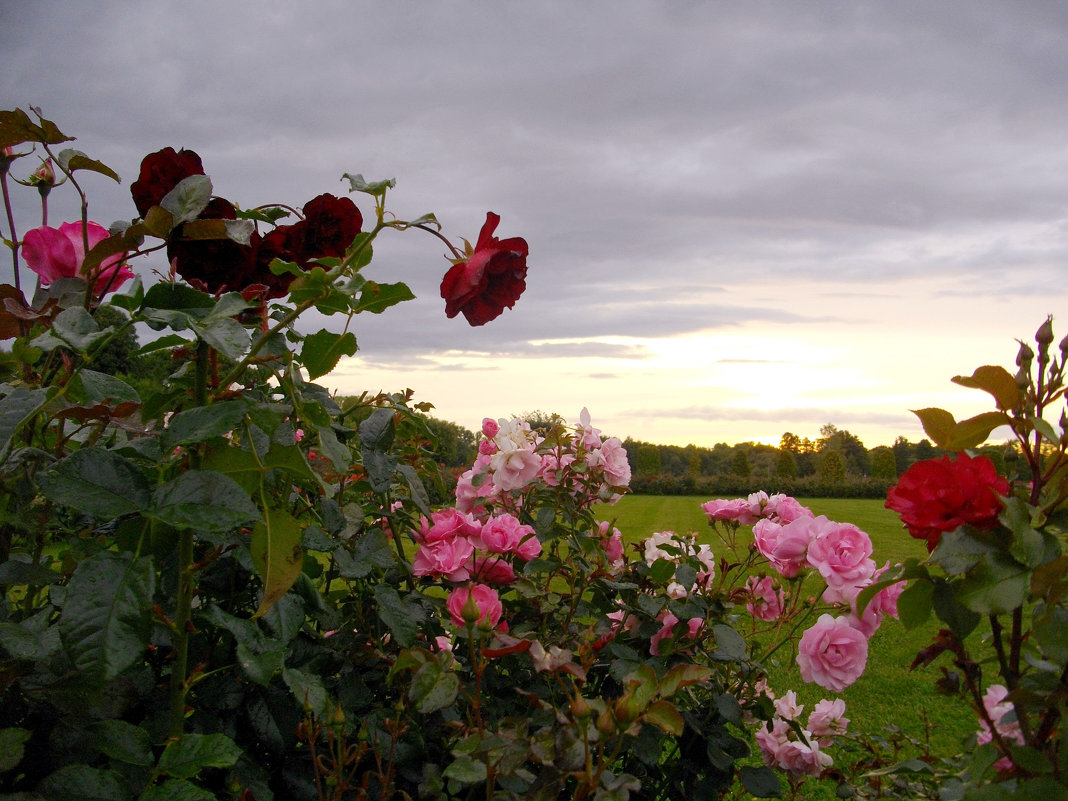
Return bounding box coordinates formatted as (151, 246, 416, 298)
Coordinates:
(594, 494, 977, 798)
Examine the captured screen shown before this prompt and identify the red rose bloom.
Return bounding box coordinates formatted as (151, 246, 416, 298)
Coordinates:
(131, 147, 205, 217)
(440, 212, 528, 326)
(167, 197, 257, 294)
(885, 452, 1010, 551)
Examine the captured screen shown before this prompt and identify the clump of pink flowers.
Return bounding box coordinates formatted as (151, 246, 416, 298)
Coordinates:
(703, 491, 905, 692)
(753, 687, 850, 779)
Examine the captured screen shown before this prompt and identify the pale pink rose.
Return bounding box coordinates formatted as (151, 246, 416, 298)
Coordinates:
(596, 522, 625, 569)
(807, 698, 849, 745)
(433, 635, 453, 652)
(446, 583, 503, 628)
(742, 491, 770, 525)
(514, 529, 542, 561)
(529, 641, 574, 672)
(643, 530, 678, 565)
(476, 513, 531, 553)
(765, 494, 813, 524)
(454, 455, 496, 513)
(775, 734, 834, 777)
(649, 612, 703, 656)
(471, 556, 516, 585)
(578, 407, 603, 449)
(596, 437, 632, 488)
(755, 719, 791, 767)
(694, 544, 716, 587)
(606, 609, 641, 635)
(415, 508, 482, 544)
(807, 522, 876, 604)
(745, 575, 786, 621)
(538, 451, 575, 486)
(849, 562, 907, 637)
(977, 684, 1024, 773)
(773, 690, 804, 721)
(412, 537, 474, 581)
(754, 516, 819, 578)
(797, 614, 869, 692)
(490, 446, 542, 491)
(701, 497, 751, 523)
(481, 417, 499, 438)
(22, 221, 133, 295)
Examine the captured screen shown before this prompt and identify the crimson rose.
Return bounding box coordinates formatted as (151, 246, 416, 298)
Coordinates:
(130, 146, 205, 217)
(885, 452, 1010, 551)
(440, 212, 528, 326)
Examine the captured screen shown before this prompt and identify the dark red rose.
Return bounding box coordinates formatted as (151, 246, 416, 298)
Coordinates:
(885, 452, 1010, 551)
(131, 147, 205, 218)
(167, 198, 256, 294)
(440, 212, 528, 326)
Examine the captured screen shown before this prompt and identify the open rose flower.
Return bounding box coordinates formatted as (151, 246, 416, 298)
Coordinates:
(806, 521, 876, 603)
(886, 452, 1010, 551)
(797, 614, 869, 692)
(22, 221, 133, 296)
(130, 146, 205, 216)
(440, 211, 528, 325)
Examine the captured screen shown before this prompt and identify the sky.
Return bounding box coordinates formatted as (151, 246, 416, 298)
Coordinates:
(2, 1, 1066, 449)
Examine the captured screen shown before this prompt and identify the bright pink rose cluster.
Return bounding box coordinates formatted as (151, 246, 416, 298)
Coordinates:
(754, 688, 849, 778)
(702, 490, 814, 527)
(455, 409, 632, 517)
(411, 508, 542, 630)
(22, 221, 134, 297)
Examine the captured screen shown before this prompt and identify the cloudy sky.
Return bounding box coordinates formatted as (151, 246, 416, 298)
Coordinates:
(3, 1, 1066, 448)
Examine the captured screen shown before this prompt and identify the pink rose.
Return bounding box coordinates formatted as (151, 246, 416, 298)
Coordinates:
(649, 612, 703, 656)
(22, 221, 133, 296)
(578, 407, 603, 449)
(807, 698, 849, 745)
(765, 494, 813, 524)
(471, 556, 516, 585)
(773, 690, 804, 721)
(701, 497, 751, 523)
(596, 521, 625, 569)
(415, 508, 481, 544)
(754, 516, 819, 578)
(806, 522, 876, 603)
(849, 562, 907, 637)
(797, 614, 869, 692)
(745, 576, 786, 621)
(514, 529, 542, 561)
(490, 446, 542, 491)
(595, 438, 632, 488)
(412, 537, 474, 582)
(446, 583, 504, 628)
(476, 513, 532, 554)
(481, 417, 499, 438)
(775, 735, 834, 777)
(755, 718, 791, 767)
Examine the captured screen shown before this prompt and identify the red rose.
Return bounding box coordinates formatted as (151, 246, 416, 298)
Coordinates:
(885, 452, 1010, 551)
(131, 147, 205, 217)
(166, 197, 258, 294)
(440, 212, 528, 326)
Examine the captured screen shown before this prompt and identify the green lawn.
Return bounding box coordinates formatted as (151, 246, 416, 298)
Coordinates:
(594, 494, 977, 797)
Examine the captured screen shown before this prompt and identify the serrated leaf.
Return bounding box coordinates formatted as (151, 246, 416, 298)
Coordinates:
(951, 365, 1020, 411)
(896, 579, 934, 629)
(375, 584, 419, 647)
(644, 700, 684, 735)
(89, 720, 153, 767)
(250, 504, 304, 618)
(140, 778, 216, 801)
(58, 551, 155, 684)
(41, 306, 108, 351)
(196, 316, 250, 361)
(658, 664, 713, 698)
(0, 386, 49, 458)
(71, 369, 140, 405)
(37, 764, 131, 801)
(739, 765, 781, 798)
(354, 280, 415, 314)
(162, 401, 248, 450)
(147, 470, 260, 533)
(157, 732, 242, 779)
(409, 659, 460, 714)
(301, 329, 358, 380)
(57, 148, 120, 182)
(947, 411, 1011, 450)
(911, 407, 956, 449)
(711, 623, 747, 661)
(957, 552, 1030, 614)
(39, 447, 150, 518)
(0, 107, 74, 148)
(161, 175, 213, 226)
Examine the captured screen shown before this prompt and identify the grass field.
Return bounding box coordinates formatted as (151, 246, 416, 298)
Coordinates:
(594, 495, 977, 796)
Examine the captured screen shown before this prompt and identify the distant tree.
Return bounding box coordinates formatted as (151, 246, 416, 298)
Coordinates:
(780, 432, 803, 454)
(686, 445, 702, 478)
(774, 448, 797, 479)
(869, 446, 897, 480)
(818, 449, 846, 484)
(636, 444, 661, 476)
(731, 448, 751, 478)
(89, 305, 139, 376)
(818, 424, 871, 476)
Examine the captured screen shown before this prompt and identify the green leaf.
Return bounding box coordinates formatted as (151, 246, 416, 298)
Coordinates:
(161, 175, 213, 226)
(162, 401, 249, 450)
(0, 727, 31, 772)
(58, 551, 155, 684)
(932, 579, 981, 639)
(896, 579, 934, 629)
(37, 306, 108, 351)
(1033, 604, 1068, 663)
(301, 329, 358, 380)
(710, 623, 747, 662)
(644, 700, 684, 735)
(147, 470, 260, 533)
(957, 552, 1030, 614)
(375, 584, 420, 648)
(0, 107, 74, 148)
(396, 463, 431, 516)
(359, 408, 395, 450)
(443, 754, 487, 785)
(140, 778, 217, 801)
(409, 659, 460, 714)
(196, 316, 250, 361)
(342, 173, 396, 197)
(37, 764, 131, 801)
(90, 720, 154, 767)
(57, 148, 120, 182)
(141, 282, 214, 315)
(928, 528, 1000, 576)
(354, 280, 415, 314)
(951, 365, 1021, 410)
(39, 447, 150, 518)
(315, 425, 351, 473)
(911, 407, 956, 449)
(71, 369, 140, 405)
(947, 411, 1011, 450)
(157, 732, 242, 780)
(658, 664, 713, 698)
(0, 385, 50, 458)
(250, 504, 304, 618)
(738, 765, 781, 798)
(1029, 414, 1062, 445)
(283, 667, 331, 718)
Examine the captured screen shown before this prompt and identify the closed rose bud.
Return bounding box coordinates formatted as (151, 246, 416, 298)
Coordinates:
(1016, 340, 1034, 369)
(1036, 316, 1054, 347)
(570, 696, 592, 719)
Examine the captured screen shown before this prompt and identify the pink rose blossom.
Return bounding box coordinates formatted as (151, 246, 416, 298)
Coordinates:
(745, 575, 786, 621)
(22, 221, 134, 296)
(775, 734, 834, 777)
(596, 437, 632, 488)
(596, 522, 625, 570)
(514, 529, 542, 561)
(415, 508, 481, 544)
(806, 522, 876, 604)
(478, 439, 497, 456)
(849, 562, 907, 637)
(774, 690, 804, 721)
(446, 583, 503, 629)
(481, 417, 499, 438)
(977, 684, 1024, 773)
(754, 516, 820, 578)
(454, 455, 496, 513)
(538, 451, 576, 486)
(476, 512, 533, 554)
(578, 407, 603, 449)
(412, 537, 474, 581)
(807, 698, 849, 745)
(755, 719, 791, 767)
(797, 614, 869, 692)
(701, 497, 751, 523)
(490, 446, 542, 491)
(649, 612, 703, 656)
(471, 556, 516, 585)
(765, 494, 813, 524)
